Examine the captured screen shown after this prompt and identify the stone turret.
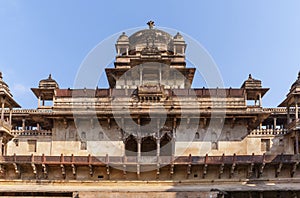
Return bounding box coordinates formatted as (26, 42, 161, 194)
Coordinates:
(278, 71, 300, 154)
(31, 74, 59, 108)
(241, 74, 269, 107)
(0, 72, 20, 156)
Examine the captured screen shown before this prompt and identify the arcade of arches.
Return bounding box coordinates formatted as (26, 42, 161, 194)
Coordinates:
(125, 133, 173, 156)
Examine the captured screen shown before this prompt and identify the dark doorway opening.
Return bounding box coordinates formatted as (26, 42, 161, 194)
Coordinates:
(160, 133, 172, 156)
(141, 136, 156, 156)
(125, 135, 137, 156)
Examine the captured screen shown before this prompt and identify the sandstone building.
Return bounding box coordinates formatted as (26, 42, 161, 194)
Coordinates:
(0, 22, 299, 198)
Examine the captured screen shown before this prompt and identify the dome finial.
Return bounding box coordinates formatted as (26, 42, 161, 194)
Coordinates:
(248, 74, 252, 79)
(48, 74, 52, 79)
(147, 21, 155, 29)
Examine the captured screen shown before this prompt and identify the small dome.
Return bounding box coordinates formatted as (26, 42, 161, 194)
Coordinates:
(117, 32, 129, 42)
(173, 32, 184, 40)
(291, 71, 300, 90)
(39, 74, 59, 89)
(0, 72, 12, 96)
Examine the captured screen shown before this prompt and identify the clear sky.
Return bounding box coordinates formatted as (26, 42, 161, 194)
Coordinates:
(0, 0, 299, 108)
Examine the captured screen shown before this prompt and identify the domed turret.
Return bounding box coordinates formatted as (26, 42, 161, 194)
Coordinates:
(0, 72, 12, 97)
(31, 74, 59, 108)
(38, 74, 59, 89)
(290, 71, 300, 91)
(116, 32, 130, 55)
(172, 32, 186, 54)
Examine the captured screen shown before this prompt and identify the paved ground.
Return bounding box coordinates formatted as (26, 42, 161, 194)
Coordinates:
(0, 179, 299, 193)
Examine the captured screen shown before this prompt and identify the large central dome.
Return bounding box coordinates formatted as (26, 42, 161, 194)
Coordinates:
(128, 28, 173, 52)
(115, 21, 186, 57)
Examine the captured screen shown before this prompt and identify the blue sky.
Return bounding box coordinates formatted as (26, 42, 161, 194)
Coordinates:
(0, 0, 299, 108)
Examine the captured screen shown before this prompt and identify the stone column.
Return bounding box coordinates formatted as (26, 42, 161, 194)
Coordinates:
(259, 122, 262, 130)
(9, 108, 12, 125)
(287, 105, 291, 124)
(38, 95, 41, 108)
(22, 118, 26, 130)
(156, 138, 160, 157)
(137, 138, 141, 158)
(1, 98, 5, 120)
(295, 99, 299, 120)
(273, 117, 277, 132)
(296, 132, 299, 155)
(258, 93, 262, 107)
(0, 137, 3, 156)
(139, 67, 143, 85)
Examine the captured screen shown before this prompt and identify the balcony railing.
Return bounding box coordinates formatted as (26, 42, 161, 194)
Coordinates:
(250, 128, 288, 136)
(11, 129, 52, 136)
(287, 119, 300, 131)
(0, 120, 12, 135)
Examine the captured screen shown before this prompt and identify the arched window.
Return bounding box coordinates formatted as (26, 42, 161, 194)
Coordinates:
(211, 142, 218, 150)
(99, 131, 104, 140)
(195, 132, 200, 140)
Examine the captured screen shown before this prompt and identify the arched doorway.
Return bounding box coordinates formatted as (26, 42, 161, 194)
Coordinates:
(125, 135, 137, 156)
(160, 133, 172, 156)
(141, 136, 156, 156)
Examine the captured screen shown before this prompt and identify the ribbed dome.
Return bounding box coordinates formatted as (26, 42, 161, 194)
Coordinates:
(39, 74, 59, 89)
(117, 32, 129, 42)
(291, 71, 300, 90)
(128, 28, 173, 51)
(173, 32, 184, 40)
(0, 72, 12, 96)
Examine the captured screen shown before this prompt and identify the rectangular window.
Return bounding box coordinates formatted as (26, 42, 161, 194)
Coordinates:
(261, 139, 270, 152)
(80, 141, 87, 150)
(28, 140, 37, 152)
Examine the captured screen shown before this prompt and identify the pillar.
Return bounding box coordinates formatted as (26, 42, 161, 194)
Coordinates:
(258, 93, 262, 107)
(22, 118, 25, 130)
(139, 67, 143, 85)
(296, 132, 299, 155)
(137, 138, 141, 158)
(287, 105, 291, 124)
(259, 122, 262, 130)
(259, 192, 264, 198)
(1, 98, 5, 120)
(273, 117, 277, 132)
(38, 95, 41, 107)
(156, 138, 160, 157)
(9, 108, 12, 125)
(0, 137, 2, 156)
(295, 99, 298, 120)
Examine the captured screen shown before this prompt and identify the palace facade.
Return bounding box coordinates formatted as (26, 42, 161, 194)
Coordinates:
(0, 23, 299, 198)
